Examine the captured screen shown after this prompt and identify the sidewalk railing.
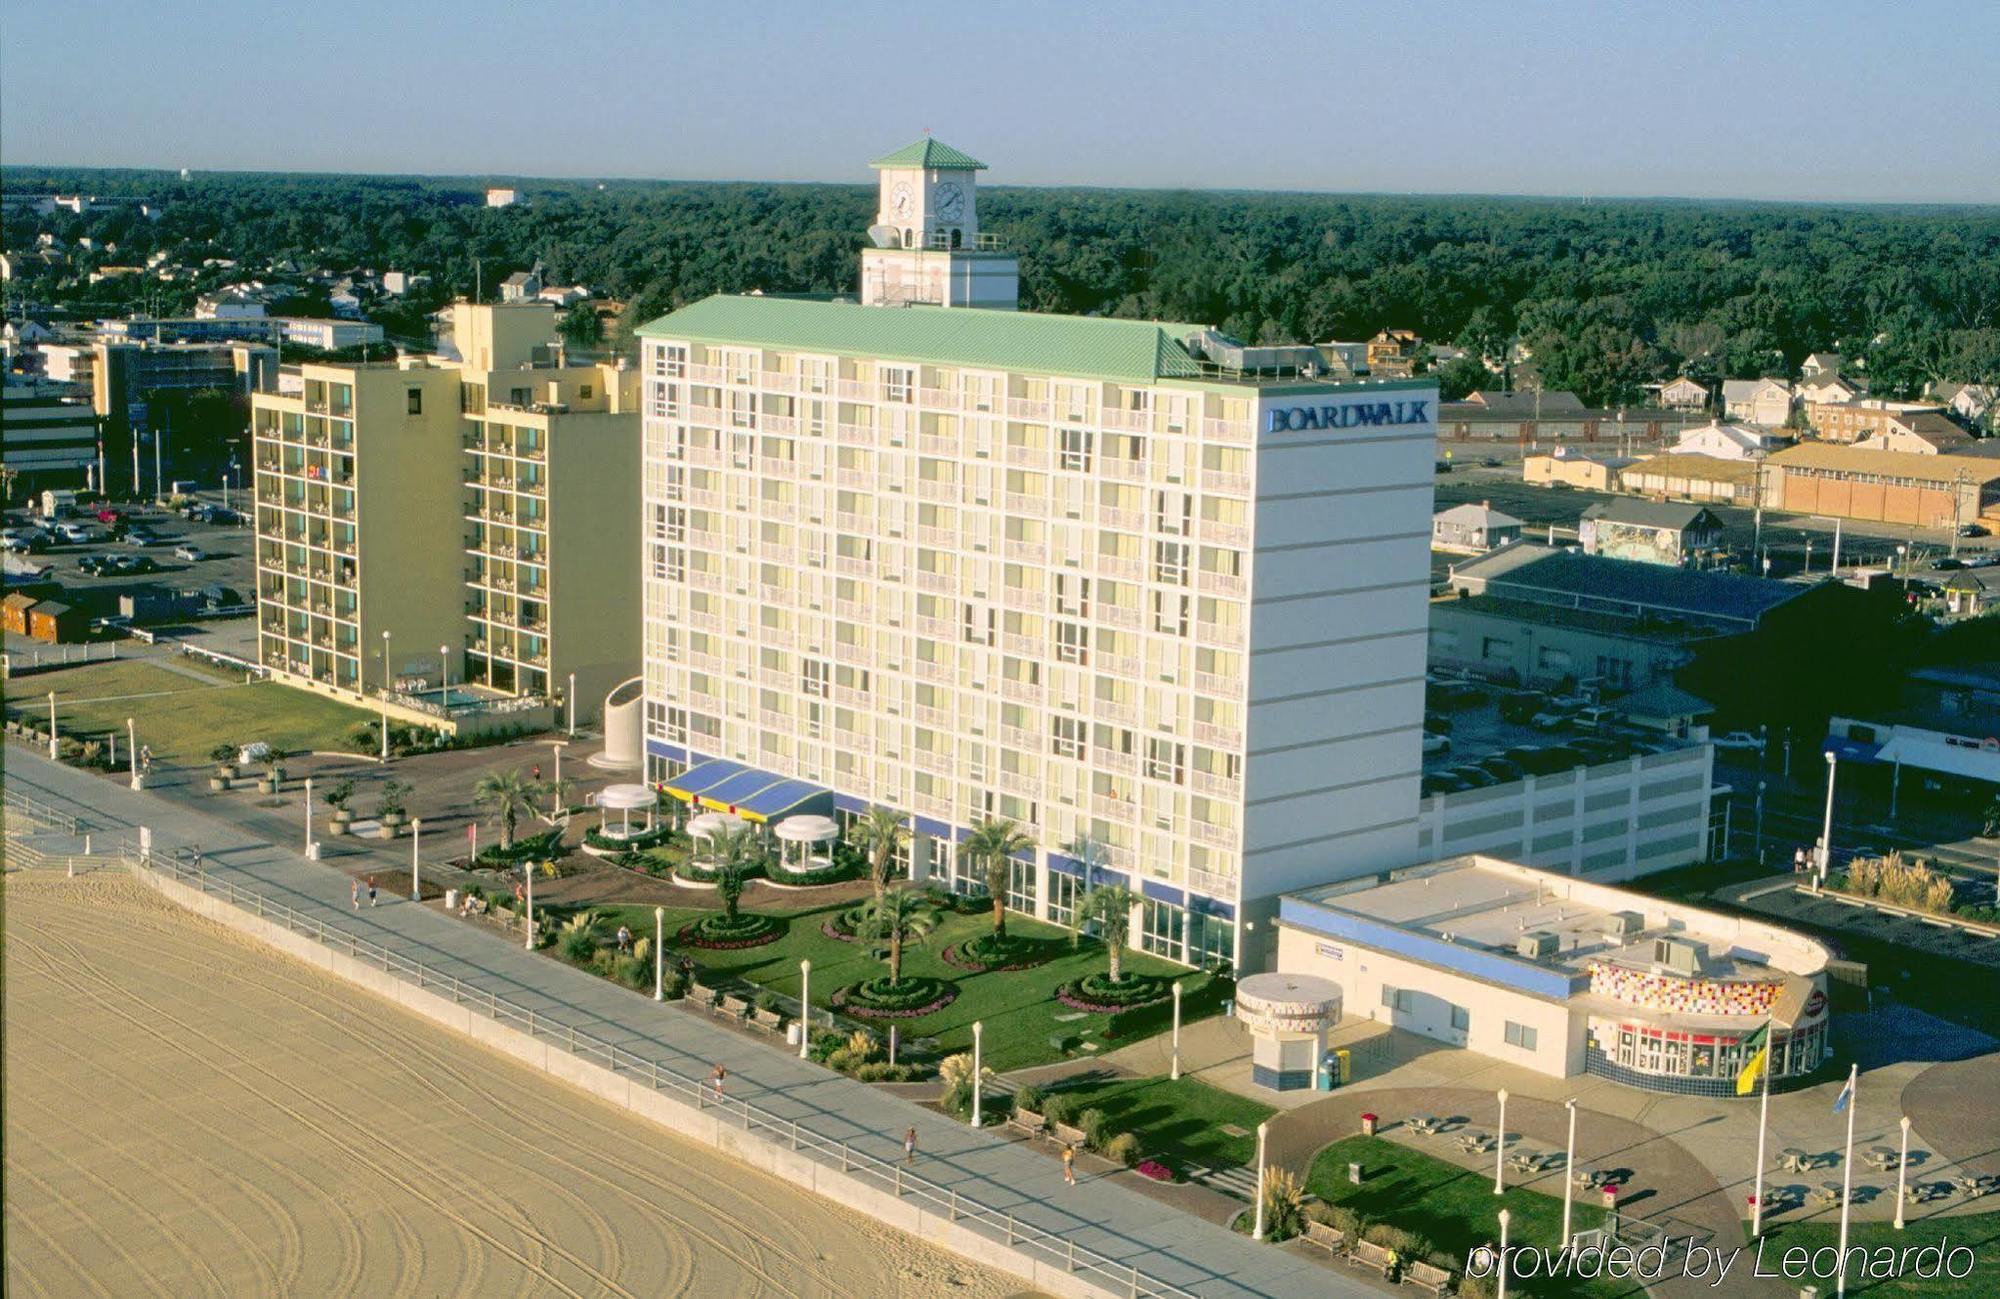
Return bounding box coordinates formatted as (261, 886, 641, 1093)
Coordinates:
(3, 786, 81, 834)
(121, 839, 1200, 1299)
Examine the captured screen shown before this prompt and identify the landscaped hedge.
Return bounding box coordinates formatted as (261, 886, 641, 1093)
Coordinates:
(941, 931, 1062, 972)
(1055, 971, 1173, 1013)
(764, 856, 860, 887)
(676, 912, 784, 949)
(585, 823, 676, 853)
(1103, 971, 1235, 1040)
(474, 828, 566, 868)
(832, 975, 959, 1019)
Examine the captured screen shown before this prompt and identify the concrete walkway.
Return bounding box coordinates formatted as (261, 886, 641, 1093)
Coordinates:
(4, 750, 1372, 1299)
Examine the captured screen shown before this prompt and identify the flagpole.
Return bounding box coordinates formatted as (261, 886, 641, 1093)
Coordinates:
(1751, 1014, 1773, 1237)
(1836, 1062, 1858, 1299)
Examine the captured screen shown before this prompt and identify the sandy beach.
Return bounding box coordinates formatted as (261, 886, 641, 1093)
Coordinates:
(3, 868, 1023, 1298)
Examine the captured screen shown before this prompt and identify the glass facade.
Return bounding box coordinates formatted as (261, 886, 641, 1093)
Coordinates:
(1585, 1016, 1830, 1097)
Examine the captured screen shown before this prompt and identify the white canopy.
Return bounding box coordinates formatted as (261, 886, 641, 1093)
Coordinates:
(774, 814, 840, 844)
(687, 811, 747, 840)
(598, 783, 655, 811)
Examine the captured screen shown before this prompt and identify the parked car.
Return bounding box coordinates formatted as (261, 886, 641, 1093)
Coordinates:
(1422, 733, 1452, 756)
(3, 531, 51, 554)
(124, 527, 168, 546)
(1422, 772, 1470, 796)
(1479, 456, 1503, 468)
(1498, 693, 1548, 725)
(1713, 730, 1767, 752)
(1529, 709, 1574, 731)
(55, 522, 104, 545)
(1476, 756, 1526, 782)
(1960, 523, 1989, 538)
(1447, 765, 1499, 789)
(77, 555, 111, 575)
(174, 543, 207, 562)
(1932, 557, 1965, 571)
(1568, 705, 1618, 731)
(121, 555, 160, 575)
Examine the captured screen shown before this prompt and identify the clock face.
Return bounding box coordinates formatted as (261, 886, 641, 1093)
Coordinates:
(890, 182, 914, 219)
(934, 183, 965, 221)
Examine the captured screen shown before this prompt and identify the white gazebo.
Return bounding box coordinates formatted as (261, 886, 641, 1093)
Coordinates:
(772, 814, 839, 873)
(686, 810, 750, 865)
(596, 783, 656, 841)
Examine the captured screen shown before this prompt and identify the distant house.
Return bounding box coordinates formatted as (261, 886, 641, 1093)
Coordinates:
(1928, 382, 1998, 430)
(1618, 454, 1766, 508)
(1855, 410, 1992, 456)
(1809, 398, 1942, 443)
(1720, 377, 1793, 428)
(1797, 372, 1867, 407)
(1316, 340, 1369, 377)
(1800, 351, 1845, 381)
(1650, 376, 1711, 411)
(485, 187, 521, 208)
(26, 599, 84, 643)
(500, 266, 543, 303)
(1665, 420, 1781, 461)
(1432, 502, 1525, 555)
(1523, 448, 1636, 492)
(1460, 389, 1589, 417)
(1615, 682, 1716, 739)
(1578, 499, 1725, 566)
(1365, 328, 1422, 377)
(381, 271, 431, 297)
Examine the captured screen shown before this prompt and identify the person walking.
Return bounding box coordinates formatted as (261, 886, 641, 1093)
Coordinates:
(710, 1063, 726, 1101)
(351, 878, 361, 910)
(532, 764, 542, 784)
(616, 924, 632, 953)
(366, 876, 378, 907)
(904, 1126, 918, 1166)
(1062, 1142, 1076, 1187)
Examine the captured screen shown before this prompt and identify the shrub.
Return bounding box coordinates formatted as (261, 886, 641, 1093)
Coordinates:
(853, 1061, 923, 1083)
(1012, 1084, 1044, 1113)
(1841, 851, 1957, 914)
(613, 955, 649, 990)
(1102, 1132, 1141, 1166)
(1040, 1093, 1078, 1126)
(754, 990, 781, 1016)
(1078, 1107, 1108, 1150)
(1363, 1224, 1432, 1263)
(1258, 1167, 1306, 1243)
(660, 971, 687, 1001)
(1307, 1203, 1365, 1241)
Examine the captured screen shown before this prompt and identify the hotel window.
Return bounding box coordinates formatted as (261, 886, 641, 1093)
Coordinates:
(1140, 898, 1183, 960)
(1051, 715, 1086, 760)
(1144, 738, 1186, 784)
(881, 365, 915, 404)
(1153, 591, 1190, 637)
(1054, 574, 1090, 618)
(1059, 427, 1093, 472)
(1047, 871, 1081, 927)
(1006, 858, 1037, 915)
(1381, 987, 1414, 1014)
(1055, 619, 1089, 665)
(1153, 540, 1190, 586)
(1450, 1005, 1471, 1032)
(406, 387, 423, 415)
(1504, 1021, 1539, 1051)
(1186, 911, 1232, 967)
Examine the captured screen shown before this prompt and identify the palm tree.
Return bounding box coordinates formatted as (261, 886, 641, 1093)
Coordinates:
(965, 817, 1035, 941)
(709, 824, 764, 923)
(1063, 834, 1110, 948)
(1078, 884, 1136, 983)
(849, 804, 910, 903)
(857, 890, 940, 986)
(541, 772, 577, 821)
(473, 768, 538, 851)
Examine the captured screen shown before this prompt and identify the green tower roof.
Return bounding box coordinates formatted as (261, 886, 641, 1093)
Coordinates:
(868, 138, 987, 171)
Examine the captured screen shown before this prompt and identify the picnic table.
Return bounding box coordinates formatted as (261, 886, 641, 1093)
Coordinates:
(1954, 1174, 1996, 1198)
(1814, 1182, 1844, 1207)
(1456, 1132, 1495, 1154)
(1780, 1148, 1812, 1173)
(1865, 1146, 1900, 1170)
(1408, 1113, 1444, 1135)
(1508, 1150, 1546, 1174)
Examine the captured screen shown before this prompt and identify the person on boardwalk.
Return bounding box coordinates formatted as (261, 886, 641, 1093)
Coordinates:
(904, 1126, 918, 1166)
(710, 1063, 726, 1100)
(351, 878, 360, 910)
(366, 876, 378, 907)
(1062, 1143, 1076, 1187)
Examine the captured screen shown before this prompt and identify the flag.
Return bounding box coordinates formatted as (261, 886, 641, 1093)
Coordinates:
(1734, 1023, 1771, 1097)
(1833, 1072, 1855, 1113)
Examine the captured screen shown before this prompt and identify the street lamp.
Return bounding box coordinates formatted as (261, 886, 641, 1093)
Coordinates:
(1561, 1098, 1578, 1245)
(380, 629, 392, 760)
(439, 644, 452, 705)
(523, 857, 535, 950)
(568, 670, 577, 737)
(971, 1020, 985, 1128)
(1252, 1122, 1270, 1240)
(303, 776, 316, 859)
(1497, 1209, 1512, 1299)
(127, 716, 140, 790)
(1895, 1116, 1911, 1230)
(799, 959, 812, 1058)
(654, 906, 665, 1001)
(1495, 1088, 1510, 1194)
(46, 690, 57, 759)
(1170, 980, 1184, 1081)
(1819, 750, 1839, 883)
(410, 818, 422, 901)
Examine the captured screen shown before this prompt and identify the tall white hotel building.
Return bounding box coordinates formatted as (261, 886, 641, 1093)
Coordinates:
(637, 140, 1439, 970)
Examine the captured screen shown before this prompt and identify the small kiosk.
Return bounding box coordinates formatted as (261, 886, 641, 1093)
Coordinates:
(1235, 972, 1343, 1092)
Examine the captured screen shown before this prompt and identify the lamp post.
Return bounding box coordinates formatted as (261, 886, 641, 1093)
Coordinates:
(1819, 750, 1839, 883)
(303, 776, 315, 858)
(1756, 780, 1768, 865)
(1496, 1209, 1512, 1299)
(439, 644, 452, 706)
(1894, 1116, 1911, 1230)
(1252, 1122, 1270, 1240)
(568, 670, 577, 737)
(799, 959, 812, 1058)
(410, 818, 421, 900)
(1561, 1098, 1578, 1246)
(1171, 980, 1184, 1081)
(127, 716, 140, 790)
(654, 906, 665, 1001)
(1495, 1088, 1510, 1194)
(380, 629, 392, 760)
(523, 857, 535, 950)
(47, 690, 57, 759)
(971, 1020, 985, 1128)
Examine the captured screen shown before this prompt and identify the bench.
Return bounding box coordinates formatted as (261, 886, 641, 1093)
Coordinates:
(686, 983, 719, 1012)
(719, 995, 750, 1025)
(1345, 1240, 1396, 1278)
(1008, 1108, 1047, 1140)
(1300, 1221, 1347, 1256)
(1405, 1260, 1454, 1295)
(1051, 1122, 1088, 1151)
(751, 1008, 784, 1034)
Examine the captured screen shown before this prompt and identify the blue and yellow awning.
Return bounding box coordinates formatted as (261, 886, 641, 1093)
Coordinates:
(662, 759, 832, 825)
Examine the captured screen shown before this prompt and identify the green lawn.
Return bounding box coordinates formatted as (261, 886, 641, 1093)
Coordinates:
(1042, 1075, 1275, 1170)
(1753, 1211, 2000, 1298)
(1306, 1136, 1633, 1299)
(6, 659, 375, 764)
(580, 895, 1198, 1071)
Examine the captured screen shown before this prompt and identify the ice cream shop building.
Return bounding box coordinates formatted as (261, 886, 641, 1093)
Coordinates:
(1276, 855, 1832, 1095)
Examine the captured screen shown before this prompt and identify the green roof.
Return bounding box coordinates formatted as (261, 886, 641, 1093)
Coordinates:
(636, 296, 1209, 383)
(869, 138, 987, 171)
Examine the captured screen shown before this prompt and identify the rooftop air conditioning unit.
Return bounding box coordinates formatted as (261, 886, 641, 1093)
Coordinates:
(1652, 938, 1706, 976)
(1517, 931, 1559, 960)
(1606, 910, 1645, 938)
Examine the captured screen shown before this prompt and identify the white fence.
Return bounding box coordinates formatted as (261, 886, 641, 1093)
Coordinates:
(122, 841, 1199, 1299)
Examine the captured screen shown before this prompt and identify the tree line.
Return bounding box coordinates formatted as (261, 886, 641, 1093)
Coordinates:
(5, 167, 1997, 405)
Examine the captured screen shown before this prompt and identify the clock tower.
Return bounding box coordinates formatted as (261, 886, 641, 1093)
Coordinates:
(860, 137, 1019, 310)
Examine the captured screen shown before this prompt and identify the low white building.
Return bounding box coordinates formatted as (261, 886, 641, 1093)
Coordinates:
(1665, 419, 1779, 461)
(486, 187, 520, 207)
(1277, 855, 1832, 1092)
(275, 317, 385, 351)
(1721, 378, 1793, 428)
(1432, 502, 1524, 554)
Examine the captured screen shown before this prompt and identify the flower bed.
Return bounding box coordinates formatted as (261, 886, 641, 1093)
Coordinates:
(820, 904, 872, 941)
(941, 932, 1059, 972)
(1055, 972, 1172, 1013)
(831, 975, 960, 1020)
(675, 913, 784, 950)
(473, 829, 566, 869)
(1136, 1159, 1175, 1183)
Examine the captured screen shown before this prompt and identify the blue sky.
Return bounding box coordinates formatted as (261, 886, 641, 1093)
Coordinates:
(5, 0, 1996, 203)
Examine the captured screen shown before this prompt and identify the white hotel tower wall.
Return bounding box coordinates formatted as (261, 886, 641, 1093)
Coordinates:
(636, 328, 1437, 972)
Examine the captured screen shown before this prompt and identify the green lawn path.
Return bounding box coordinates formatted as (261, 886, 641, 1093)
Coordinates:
(1041, 1075, 1276, 1169)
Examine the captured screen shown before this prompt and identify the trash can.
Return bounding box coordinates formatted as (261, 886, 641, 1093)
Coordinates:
(1336, 1047, 1351, 1084)
(786, 1022, 803, 1047)
(1361, 1112, 1378, 1137)
(445, 888, 459, 911)
(1317, 1056, 1335, 1091)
